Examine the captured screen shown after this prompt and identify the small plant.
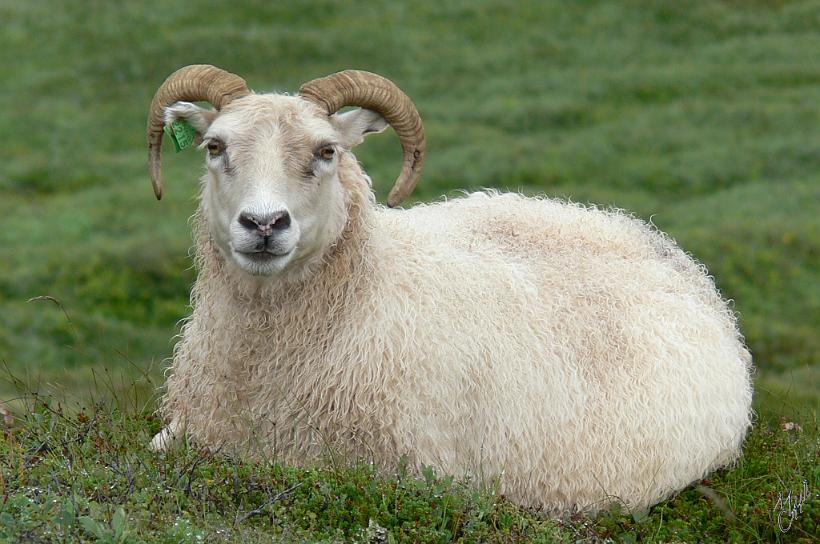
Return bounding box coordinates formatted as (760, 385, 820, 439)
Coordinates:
(79, 507, 129, 544)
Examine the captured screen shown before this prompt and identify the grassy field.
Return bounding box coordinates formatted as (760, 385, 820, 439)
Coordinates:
(0, 0, 817, 541)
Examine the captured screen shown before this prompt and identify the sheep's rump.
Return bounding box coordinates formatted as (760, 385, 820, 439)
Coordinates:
(163, 192, 753, 513)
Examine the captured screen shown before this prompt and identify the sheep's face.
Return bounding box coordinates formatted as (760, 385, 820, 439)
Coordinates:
(165, 95, 386, 277)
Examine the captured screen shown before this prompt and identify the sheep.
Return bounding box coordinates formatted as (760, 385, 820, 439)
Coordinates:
(145, 64, 753, 514)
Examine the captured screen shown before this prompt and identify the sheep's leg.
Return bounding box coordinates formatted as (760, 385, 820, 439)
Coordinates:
(150, 418, 181, 452)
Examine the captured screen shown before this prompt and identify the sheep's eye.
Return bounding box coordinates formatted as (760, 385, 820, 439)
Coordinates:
(318, 145, 335, 161)
(207, 140, 225, 157)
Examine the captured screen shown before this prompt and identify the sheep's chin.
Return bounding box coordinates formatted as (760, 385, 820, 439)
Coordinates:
(231, 249, 294, 276)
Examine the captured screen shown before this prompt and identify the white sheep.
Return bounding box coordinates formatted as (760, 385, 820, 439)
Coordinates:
(146, 64, 753, 513)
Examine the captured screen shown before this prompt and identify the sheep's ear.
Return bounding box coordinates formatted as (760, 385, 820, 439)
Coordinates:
(331, 108, 389, 149)
(164, 102, 218, 140)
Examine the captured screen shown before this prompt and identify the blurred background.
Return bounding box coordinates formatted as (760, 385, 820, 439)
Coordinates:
(0, 1, 816, 422)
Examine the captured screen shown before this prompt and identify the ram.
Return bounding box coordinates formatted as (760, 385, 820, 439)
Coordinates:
(146, 64, 753, 513)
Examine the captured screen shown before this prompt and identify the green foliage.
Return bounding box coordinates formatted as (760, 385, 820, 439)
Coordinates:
(0, 399, 816, 542)
(0, 400, 565, 542)
(0, 0, 818, 397)
(0, 0, 817, 541)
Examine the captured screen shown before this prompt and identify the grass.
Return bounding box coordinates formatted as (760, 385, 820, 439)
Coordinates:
(2, 396, 565, 543)
(0, 0, 818, 541)
(0, 395, 816, 543)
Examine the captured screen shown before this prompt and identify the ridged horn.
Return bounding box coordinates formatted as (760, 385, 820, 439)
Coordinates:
(299, 70, 425, 207)
(147, 65, 249, 199)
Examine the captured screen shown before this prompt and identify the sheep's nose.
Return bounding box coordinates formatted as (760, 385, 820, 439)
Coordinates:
(238, 210, 291, 235)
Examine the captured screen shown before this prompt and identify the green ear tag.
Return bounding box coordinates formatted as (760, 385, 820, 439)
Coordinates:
(163, 119, 197, 152)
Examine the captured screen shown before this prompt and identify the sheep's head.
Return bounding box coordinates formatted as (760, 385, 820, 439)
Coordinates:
(146, 65, 425, 277)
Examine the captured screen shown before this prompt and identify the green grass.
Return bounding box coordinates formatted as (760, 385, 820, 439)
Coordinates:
(0, 0, 818, 541)
(0, 396, 816, 543)
(0, 398, 566, 543)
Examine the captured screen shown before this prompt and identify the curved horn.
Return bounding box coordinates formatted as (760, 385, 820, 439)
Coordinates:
(147, 65, 249, 199)
(299, 70, 425, 207)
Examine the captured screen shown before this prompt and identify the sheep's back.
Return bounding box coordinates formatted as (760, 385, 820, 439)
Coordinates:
(375, 192, 753, 512)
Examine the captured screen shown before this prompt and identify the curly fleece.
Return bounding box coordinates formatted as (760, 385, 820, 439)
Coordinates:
(160, 154, 753, 513)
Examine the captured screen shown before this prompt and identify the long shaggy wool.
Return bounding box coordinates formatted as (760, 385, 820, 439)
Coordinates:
(161, 155, 753, 513)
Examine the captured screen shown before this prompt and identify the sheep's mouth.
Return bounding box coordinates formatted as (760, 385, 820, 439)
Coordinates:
(232, 249, 295, 275)
(237, 250, 291, 262)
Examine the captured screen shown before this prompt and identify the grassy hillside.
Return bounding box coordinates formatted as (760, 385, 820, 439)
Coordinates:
(0, 0, 817, 541)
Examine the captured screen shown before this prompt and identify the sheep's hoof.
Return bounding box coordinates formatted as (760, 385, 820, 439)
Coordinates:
(150, 426, 178, 452)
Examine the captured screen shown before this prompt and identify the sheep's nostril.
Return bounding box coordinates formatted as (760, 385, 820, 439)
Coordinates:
(238, 212, 259, 231)
(271, 211, 291, 231)
(238, 210, 291, 235)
